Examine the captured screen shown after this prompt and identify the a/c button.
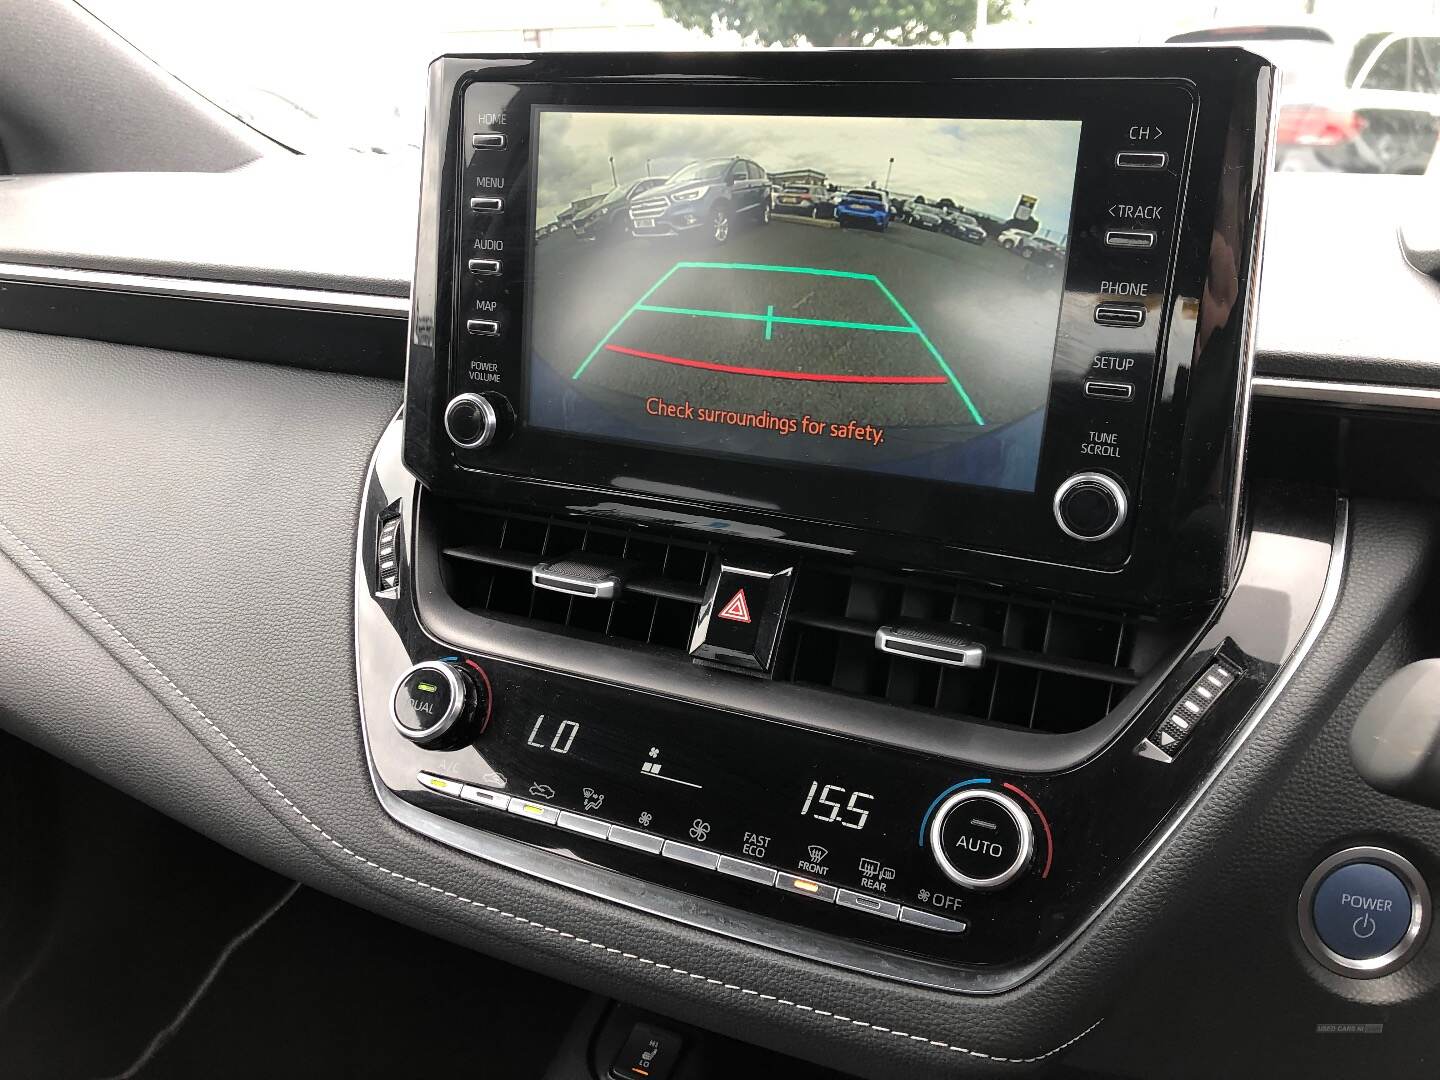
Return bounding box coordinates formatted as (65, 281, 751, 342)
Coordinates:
(1312, 861, 1413, 961)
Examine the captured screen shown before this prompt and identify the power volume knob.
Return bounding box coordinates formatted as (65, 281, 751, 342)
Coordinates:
(1053, 472, 1128, 542)
(444, 393, 508, 450)
(390, 660, 491, 750)
(928, 788, 1034, 891)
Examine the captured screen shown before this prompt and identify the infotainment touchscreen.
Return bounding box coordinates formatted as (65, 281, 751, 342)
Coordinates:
(526, 109, 1082, 494)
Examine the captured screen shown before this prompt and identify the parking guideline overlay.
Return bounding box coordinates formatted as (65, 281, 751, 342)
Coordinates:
(569, 261, 986, 427)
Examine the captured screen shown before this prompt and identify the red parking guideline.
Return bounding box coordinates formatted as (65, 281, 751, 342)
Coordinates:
(603, 344, 948, 385)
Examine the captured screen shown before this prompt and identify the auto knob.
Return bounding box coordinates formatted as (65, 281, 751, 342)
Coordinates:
(444, 392, 510, 450)
(1053, 472, 1128, 542)
(928, 788, 1034, 891)
(390, 659, 491, 750)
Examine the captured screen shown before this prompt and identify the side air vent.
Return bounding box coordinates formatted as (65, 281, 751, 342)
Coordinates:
(778, 565, 1175, 735)
(438, 504, 712, 651)
(433, 504, 1188, 735)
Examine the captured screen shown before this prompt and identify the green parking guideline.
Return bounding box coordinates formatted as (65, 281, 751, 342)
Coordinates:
(569, 260, 985, 427)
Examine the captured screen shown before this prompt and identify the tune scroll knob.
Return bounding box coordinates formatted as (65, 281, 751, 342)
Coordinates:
(444, 392, 509, 450)
(1053, 472, 1128, 542)
(390, 660, 491, 750)
(928, 788, 1034, 891)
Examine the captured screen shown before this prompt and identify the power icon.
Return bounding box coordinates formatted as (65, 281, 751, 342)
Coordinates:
(1353, 912, 1378, 940)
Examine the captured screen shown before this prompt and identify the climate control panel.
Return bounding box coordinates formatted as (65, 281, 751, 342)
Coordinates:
(361, 628, 1262, 976)
(384, 656, 1058, 935)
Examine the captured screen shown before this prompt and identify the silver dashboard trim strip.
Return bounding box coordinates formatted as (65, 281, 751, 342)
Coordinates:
(0, 261, 409, 317)
(1252, 375, 1440, 411)
(12, 259, 1440, 418)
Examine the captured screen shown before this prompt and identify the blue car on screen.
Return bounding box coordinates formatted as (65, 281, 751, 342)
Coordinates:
(835, 188, 890, 231)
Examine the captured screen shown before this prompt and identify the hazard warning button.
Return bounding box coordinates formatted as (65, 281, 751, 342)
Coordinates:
(689, 562, 794, 673)
(718, 589, 752, 624)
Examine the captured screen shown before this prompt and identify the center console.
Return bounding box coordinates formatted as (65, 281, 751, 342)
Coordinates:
(356, 48, 1304, 992)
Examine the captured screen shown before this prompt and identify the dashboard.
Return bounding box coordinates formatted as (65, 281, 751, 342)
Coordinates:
(3, 41, 1440, 1080)
(367, 46, 1274, 989)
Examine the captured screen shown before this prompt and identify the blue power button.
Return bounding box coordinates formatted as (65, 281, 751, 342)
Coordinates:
(1312, 862, 1413, 960)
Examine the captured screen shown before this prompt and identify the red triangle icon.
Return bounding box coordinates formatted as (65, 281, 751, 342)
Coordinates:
(717, 588, 752, 624)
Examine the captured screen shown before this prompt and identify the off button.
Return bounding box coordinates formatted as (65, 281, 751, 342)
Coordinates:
(1300, 847, 1430, 977)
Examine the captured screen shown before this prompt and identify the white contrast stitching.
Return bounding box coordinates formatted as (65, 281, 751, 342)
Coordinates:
(0, 519, 1100, 1065)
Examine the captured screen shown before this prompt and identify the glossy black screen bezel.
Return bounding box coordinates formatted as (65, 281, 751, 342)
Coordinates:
(405, 51, 1273, 612)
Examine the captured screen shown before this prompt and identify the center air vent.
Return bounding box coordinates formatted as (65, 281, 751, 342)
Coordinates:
(433, 504, 1188, 735)
(439, 504, 712, 651)
(780, 565, 1161, 733)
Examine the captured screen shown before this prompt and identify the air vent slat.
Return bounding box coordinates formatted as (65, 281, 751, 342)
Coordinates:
(443, 545, 705, 605)
(785, 610, 1139, 686)
(439, 510, 711, 653)
(434, 503, 1187, 736)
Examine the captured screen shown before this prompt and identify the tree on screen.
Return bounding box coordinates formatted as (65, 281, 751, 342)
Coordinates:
(657, 0, 1009, 47)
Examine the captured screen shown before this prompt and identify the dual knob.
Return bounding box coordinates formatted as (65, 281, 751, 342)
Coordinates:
(391, 660, 492, 750)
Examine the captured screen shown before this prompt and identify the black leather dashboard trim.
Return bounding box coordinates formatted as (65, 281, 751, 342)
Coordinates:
(0, 330, 1433, 1079)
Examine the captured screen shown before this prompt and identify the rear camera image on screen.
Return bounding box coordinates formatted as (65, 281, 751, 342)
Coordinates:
(527, 110, 1081, 493)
